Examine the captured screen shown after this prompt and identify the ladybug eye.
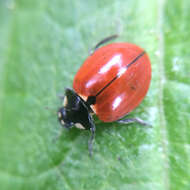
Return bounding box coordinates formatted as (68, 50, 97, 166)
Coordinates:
(58, 108, 66, 123)
(58, 112, 62, 119)
(57, 111, 65, 125)
(63, 96, 68, 107)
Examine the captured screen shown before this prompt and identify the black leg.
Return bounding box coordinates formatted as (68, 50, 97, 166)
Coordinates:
(117, 118, 151, 126)
(90, 34, 119, 55)
(88, 125, 96, 157)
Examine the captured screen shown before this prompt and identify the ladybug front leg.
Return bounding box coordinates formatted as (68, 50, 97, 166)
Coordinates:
(90, 34, 118, 55)
(117, 118, 151, 126)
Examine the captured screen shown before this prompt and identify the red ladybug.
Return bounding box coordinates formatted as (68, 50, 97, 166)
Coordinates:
(58, 35, 151, 155)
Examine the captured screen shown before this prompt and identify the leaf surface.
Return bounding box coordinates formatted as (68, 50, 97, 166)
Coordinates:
(0, 0, 189, 189)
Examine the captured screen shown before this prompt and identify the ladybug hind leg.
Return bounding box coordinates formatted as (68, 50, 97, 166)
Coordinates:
(90, 34, 118, 55)
(117, 118, 151, 126)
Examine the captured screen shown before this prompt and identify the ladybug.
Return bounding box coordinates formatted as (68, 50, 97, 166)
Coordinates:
(58, 35, 151, 155)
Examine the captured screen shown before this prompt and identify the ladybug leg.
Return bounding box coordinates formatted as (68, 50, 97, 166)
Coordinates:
(117, 118, 151, 126)
(88, 124, 96, 157)
(90, 34, 118, 55)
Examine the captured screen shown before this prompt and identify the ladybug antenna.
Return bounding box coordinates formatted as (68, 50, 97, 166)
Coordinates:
(94, 51, 146, 98)
(45, 106, 57, 115)
(88, 125, 96, 157)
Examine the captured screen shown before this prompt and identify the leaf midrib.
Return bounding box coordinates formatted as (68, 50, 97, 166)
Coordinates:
(158, 0, 170, 189)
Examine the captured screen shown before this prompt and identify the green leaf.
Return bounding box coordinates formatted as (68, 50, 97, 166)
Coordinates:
(0, 0, 190, 189)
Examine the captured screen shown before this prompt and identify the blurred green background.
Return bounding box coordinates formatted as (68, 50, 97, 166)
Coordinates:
(0, 0, 190, 189)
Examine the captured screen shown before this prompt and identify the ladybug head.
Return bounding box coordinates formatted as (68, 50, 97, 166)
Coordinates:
(57, 88, 96, 156)
(57, 88, 95, 130)
(57, 107, 72, 129)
